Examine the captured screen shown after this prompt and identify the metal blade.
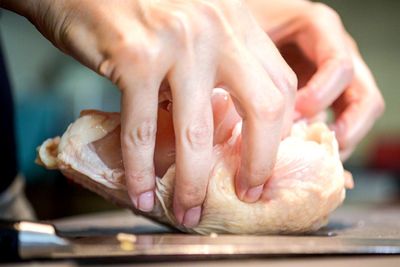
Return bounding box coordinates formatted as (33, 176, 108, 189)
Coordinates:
(30, 233, 400, 260)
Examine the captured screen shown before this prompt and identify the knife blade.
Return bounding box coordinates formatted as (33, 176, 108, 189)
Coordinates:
(1, 219, 400, 262)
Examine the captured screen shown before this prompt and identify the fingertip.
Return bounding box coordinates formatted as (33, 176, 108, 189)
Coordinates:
(340, 146, 354, 162)
(344, 170, 354, 189)
(172, 184, 207, 228)
(128, 192, 138, 209)
(172, 183, 206, 227)
(138, 190, 155, 212)
(329, 122, 346, 148)
(236, 117, 278, 203)
(127, 185, 155, 212)
(244, 184, 264, 203)
(173, 201, 202, 228)
(330, 121, 355, 161)
(124, 167, 156, 212)
(173, 199, 201, 228)
(182, 206, 202, 228)
(172, 198, 186, 226)
(295, 86, 318, 117)
(235, 171, 264, 203)
(211, 90, 229, 113)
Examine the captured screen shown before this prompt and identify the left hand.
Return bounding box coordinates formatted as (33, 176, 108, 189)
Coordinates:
(246, 0, 385, 159)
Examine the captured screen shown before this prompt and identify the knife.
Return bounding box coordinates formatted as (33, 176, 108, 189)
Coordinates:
(0, 219, 70, 261)
(1, 219, 400, 262)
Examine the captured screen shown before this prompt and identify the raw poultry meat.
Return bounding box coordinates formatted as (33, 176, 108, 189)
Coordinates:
(36, 91, 353, 235)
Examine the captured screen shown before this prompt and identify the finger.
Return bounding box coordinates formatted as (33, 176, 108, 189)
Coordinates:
(296, 56, 353, 117)
(246, 20, 297, 137)
(154, 89, 236, 176)
(331, 89, 383, 157)
(294, 12, 354, 117)
(221, 46, 285, 203)
(305, 111, 328, 124)
(331, 96, 368, 162)
(339, 146, 355, 162)
(331, 56, 384, 157)
(169, 71, 214, 228)
(121, 79, 160, 213)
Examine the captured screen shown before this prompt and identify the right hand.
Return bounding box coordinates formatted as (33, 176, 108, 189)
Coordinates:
(4, 0, 297, 227)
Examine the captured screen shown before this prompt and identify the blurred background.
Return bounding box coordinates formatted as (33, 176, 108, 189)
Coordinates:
(0, 0, 399, 219)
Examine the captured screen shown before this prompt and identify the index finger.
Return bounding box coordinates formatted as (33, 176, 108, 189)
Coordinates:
(294, 7, 354, 117)
(221, 47, 285, 203)
(121, 77, 160, 212)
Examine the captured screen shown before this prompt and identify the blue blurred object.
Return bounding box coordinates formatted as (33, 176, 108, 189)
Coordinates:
(15, 91, 73, 183)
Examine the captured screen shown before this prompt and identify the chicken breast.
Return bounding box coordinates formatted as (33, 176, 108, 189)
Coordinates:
(36, 91, 352, 235)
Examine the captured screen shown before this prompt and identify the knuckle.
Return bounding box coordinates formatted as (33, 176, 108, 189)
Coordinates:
(127, 44, 158, 65)
(304, 3, 342, 28)
(123, 119, 157, 147)
(176, 183, 206, 207)
(196, 1, 224, 25)
(245, 165, 272, 186)
(98, 59, 115, 80)
(102, 38, 159, 87)
(250, 92, 285, 122)
(166, 10, 193, 41)
(125, 167, 154, 187)
(280, 68, 298, 98)
(101, 60, 123, 87)
(185, 121, 212, 149)
(113, 35, 159, 65)
(164, 1, 226, 41)
(311, 3, 341, 23)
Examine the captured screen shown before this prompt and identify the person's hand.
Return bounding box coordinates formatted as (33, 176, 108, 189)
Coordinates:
(3, 0, 297, 226)
(246, 0, 385, 159)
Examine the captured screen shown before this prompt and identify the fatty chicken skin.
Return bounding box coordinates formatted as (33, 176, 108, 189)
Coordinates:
(36, 91, 352, 235)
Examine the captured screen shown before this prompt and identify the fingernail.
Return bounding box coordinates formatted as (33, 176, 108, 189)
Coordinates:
(243, 184, 264, 203)
(130, 194, 138, 209)
(212, 88, 228, 98)
(182, 206, 202, 228)
(138, 191, 154, 212)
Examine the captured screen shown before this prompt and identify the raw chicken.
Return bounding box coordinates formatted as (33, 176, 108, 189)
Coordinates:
(36, 91, 352, 235)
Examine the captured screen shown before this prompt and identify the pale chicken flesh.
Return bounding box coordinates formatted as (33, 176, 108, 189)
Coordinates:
(36, 92, 352, 235)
